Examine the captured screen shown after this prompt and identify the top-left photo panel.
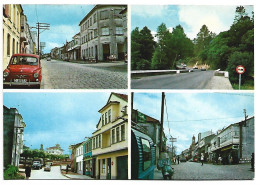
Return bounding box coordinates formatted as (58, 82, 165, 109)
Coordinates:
(3, 4, 128, 89)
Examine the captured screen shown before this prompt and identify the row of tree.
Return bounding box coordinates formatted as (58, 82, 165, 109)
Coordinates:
(131, 6, 254, 84)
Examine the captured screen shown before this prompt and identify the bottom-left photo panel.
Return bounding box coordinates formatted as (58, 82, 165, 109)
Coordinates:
(3, 92, 129, 180)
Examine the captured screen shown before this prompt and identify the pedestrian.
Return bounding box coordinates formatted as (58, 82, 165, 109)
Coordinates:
(25, 165, 31, 180)
(230, 156, 233, 165)
(177, 156, 180, 164)
(201, 153, 204, 166)
(66, 164, 69, 174)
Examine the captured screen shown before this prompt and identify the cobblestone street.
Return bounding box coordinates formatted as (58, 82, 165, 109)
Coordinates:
(41, 59, 128, 89)
(154, 162, 254, 180)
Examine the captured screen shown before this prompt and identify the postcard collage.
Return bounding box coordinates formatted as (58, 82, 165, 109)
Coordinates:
(1, 2, 256, 182)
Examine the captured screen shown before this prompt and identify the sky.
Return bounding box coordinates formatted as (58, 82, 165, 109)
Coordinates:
(133, 92, 254, 155)
(22, 4, 95, 53)
(3, 92, 111, 154)
(131, 5, 254, 40)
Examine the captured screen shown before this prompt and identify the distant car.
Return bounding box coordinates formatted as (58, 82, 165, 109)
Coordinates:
(3, 54, 42, 88)
(193, 66, 198, 69)
(44, 164, 51, 172)
(32, 161, 42, 170)
(47, 57, 51, 61)
(201, 67, 206, 71)
(182, 64, 187, 67)
(180, 157, 187, 162)
(189, 68, 194, 72)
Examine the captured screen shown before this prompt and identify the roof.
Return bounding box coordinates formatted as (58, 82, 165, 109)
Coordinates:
(79, 5, 127, 26)
(113, 93, 128, 102)
(98, 101, 120, 113)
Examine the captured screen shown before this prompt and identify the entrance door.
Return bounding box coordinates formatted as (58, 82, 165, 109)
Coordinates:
(95, 45, 98, 61)
(107, 158, 111, 179)
(117, 156, 128, 179)
(98, 159, 101, 179)
(117, 43, 124, 60)
(103, 44, 110, 61)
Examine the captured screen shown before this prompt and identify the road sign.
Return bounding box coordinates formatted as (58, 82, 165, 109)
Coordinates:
(169, 137, 177, 142)
(236, 65, 245, 74)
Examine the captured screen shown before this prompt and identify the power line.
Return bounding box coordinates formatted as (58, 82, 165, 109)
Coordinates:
(164, 96, 172, 138)
(166, 116, 247, 123)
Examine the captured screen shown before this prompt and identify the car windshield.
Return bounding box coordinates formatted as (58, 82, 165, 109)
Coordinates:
(10, 56, 38, 66)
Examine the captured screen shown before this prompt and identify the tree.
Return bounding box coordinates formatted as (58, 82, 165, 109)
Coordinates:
(194, 25, 215, 62)
(151, 23, 171, 69)
(131, 27, 141, 70)
(227, 51, 254, 84)
(139, 26, 156, 62)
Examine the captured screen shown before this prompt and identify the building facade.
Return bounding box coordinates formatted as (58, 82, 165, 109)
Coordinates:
(92, 93, 128, 179)
(83, 138, 93, 177)
(79, 5, 127, 61)
(75, 143, 84, 174)
(46, 144, 64, 155)
(3, 106, 26, 168)
(3, 4, 23, 69)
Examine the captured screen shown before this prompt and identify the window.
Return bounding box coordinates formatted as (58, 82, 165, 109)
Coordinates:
(93, 13, 97, 23)
(141, 138, 151, 170)
(116, 27, 123, 35)
(94, 29, 98, 38)
(12, 38, 15, 55)
(90, 17, 92, 26)
(98, 136, 101, 148)
(102, 159, 106, 173)
(96, 136, 98, 148)
(100, 10, 109, 20)
(108, 109, 111, 123)
(121, 124, 125, 141)
(116, 127, 120, 142)
(105, 112, 108, 124)
(102, 114, 104, 126)
(112, 129, 115, 144)
(114, 9, 123, 19)
(101, 27, 109, 36)
(93, 137, 96, 149)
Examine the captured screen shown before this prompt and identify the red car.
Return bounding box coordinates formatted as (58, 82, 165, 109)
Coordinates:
(3, 54, 42, 88)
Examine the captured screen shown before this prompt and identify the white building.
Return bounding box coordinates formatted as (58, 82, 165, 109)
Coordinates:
(46, 144, 64, 155)
(75, 143, 84, 174)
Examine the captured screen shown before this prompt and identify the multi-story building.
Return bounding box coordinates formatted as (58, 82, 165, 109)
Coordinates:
(31, 31, 38, 54)
(3, 105, 26, 168)
(79, 5, 127, 61)
(92, 93, 128, 179)
(46, 144, 64, 155)
(83, 138, 93, 177)
(208, 116, 254, 164)
(75, 143, 84, 174)
(198, 132, 215, 161)
(20, 14, 34, 54)
(69, 141, 83, 172)
(3, 4, 23, 69)
(67, 33, 81, 60)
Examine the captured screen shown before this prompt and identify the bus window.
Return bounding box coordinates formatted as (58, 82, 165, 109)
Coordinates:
(141, 138, 151, 170)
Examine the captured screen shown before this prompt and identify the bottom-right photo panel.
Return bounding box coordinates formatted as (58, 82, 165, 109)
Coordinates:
(131, 92, 254, 180)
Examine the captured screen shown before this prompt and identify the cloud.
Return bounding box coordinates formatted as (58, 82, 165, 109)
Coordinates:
(178, 5, 254, 39)
(132, 5, 169, 17)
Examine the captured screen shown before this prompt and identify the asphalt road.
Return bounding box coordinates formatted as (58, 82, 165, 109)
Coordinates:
(30, 166, 68, 179)
(40, 59, 127, 89)
(131, 70, 215, 89)
(154, 162, 254, 180)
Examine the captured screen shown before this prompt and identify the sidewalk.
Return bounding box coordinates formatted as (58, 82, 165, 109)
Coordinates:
(206, 75, 233, 90)
(61, 171, 94, 180)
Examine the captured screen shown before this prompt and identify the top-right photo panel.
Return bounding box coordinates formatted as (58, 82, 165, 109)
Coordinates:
(131, 5, 254, 90)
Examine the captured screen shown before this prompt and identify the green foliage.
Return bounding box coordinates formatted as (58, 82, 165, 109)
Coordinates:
(131, 26, 155, 70)
(227, 51, 254, 84)
(4, 165, 25, 180)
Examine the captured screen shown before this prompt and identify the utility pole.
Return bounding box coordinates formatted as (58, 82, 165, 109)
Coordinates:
(159, 92, 165, 153)
(239, 109, 248, 161)
(35, 22, 50, 58)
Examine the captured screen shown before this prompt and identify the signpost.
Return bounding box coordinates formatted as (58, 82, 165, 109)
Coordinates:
(236, 65, 245, 90)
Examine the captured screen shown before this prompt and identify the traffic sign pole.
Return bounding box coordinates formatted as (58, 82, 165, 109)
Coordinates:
(239, 74, 241, 90)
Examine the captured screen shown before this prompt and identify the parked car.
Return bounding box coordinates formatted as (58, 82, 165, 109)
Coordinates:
(180, 157, 187, 162)
(3, 54, 42, 88)
(201, 67, 206, 71)
(47, 57, 51, 61)
(44, 164, 51, 172)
